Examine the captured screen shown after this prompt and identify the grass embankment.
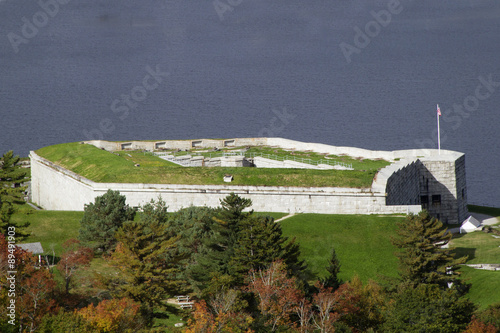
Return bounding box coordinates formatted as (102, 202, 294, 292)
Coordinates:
(11, 204, 82, 256)
(35, 142, 388, 188)
(451, 207, 500, 309)
(13, 204, 500, 310)
(280, 214, 402, 283)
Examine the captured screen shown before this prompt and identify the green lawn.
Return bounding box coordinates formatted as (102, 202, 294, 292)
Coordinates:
(451, 232, 500, 264)
(35, 142, 386, 188)
(460, 266, 500, 310)
(11, 205, 83, 256)
(280, 214, 403, 283)
(12, 204, 500, 310)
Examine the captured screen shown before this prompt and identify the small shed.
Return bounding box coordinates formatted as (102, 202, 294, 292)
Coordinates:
(18, 242, 44, 265)
(459, 216, 481, 234)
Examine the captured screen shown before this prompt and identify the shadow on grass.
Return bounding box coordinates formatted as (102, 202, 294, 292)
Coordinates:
(453, 247, 476, 262)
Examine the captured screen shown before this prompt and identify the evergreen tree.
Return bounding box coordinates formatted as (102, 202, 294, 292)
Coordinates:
(111, 216, 183, 322)
(0, 151, 30, 240)
(0, 151, 29, 205)
(320, 246, 342, 290)
(382, 283, 476, 333)
(189, 193, 252, 288)
(78, 189, 136, 253)
(391, 210, 467, 290)
(168, 206, 218, 293)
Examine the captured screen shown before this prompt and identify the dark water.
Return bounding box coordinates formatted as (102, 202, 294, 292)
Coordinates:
(1, 0, 499, 207)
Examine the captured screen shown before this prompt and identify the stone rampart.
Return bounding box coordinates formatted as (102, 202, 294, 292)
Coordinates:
(32, 138, 466, 222)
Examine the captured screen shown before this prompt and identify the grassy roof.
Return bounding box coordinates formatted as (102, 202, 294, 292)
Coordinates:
(35, 142, 390, 188)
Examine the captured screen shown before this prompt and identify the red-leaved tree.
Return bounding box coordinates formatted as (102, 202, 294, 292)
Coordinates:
(57, 238, 93, 294)
(247, 260, 303, 331)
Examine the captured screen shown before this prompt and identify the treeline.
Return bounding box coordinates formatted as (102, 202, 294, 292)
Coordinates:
(0, 151, 499, 332)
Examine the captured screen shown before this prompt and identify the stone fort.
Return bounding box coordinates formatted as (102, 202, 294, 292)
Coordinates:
(30, 137, 468, 224)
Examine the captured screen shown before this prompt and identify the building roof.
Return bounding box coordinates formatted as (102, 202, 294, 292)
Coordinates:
(17, 242, 44, 254)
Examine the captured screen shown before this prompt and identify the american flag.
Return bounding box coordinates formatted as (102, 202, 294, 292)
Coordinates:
(437, 104, 441, 116)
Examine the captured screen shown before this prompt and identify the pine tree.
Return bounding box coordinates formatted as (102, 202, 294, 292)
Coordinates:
(111, 217, 183, 322)
(0, 151, 29, 205)
(191, 193, 253, 282)
(78, 189, 136, 253)
(320, 246, 342, 291)
(0, 151, 30, 240)
(391, 210, 467, 290)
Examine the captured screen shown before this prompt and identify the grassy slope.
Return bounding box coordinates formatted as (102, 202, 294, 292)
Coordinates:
(12, 204, 500, 310)
(451, 232, 500, 264)
(11, 205, 83, 256)
(280, 214, 403, 283)
(35, 142, 384, 188)
(461, 266, 500, 310)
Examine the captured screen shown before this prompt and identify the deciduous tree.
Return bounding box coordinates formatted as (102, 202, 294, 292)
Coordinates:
(0, 235, 57, 332)
(247, 260, 303, 331)
(57, 238, 93, 294)
(462, 316, 498, 333)
(185, 290, 254, 333)
(77, 297, 143, 332)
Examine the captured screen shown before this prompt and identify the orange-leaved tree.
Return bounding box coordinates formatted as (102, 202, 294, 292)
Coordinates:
(246, 260, 303, 332)
(77, 297, 142, 332)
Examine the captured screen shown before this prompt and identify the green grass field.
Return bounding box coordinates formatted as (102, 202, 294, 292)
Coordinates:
(280, 214, 403, 283)
(11, 205, 83, 256)
(11, 204, 500, 310)
(35, 142, 386, 188)
(460, 266, 500, 310)
(451, 232, 500, 264)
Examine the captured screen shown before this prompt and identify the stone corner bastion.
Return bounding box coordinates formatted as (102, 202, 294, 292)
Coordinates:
(30, 137, 468, 224)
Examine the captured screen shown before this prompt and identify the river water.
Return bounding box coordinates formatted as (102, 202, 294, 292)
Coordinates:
(1, 0, 499, 207)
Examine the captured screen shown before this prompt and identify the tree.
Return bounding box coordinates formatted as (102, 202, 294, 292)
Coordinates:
(246, 260, 303, 331)
(186, 193, 253, 292)
(462, 316, 498, 333)
(108, 198, 183, 322)
(476, 303, 500, 331)
(230, 215, 307, 286)
(185, 291, 254, 333)
(169, 206, 218, 294)
(391, 210, 467, 290)
(0, 151, 30, 240)
(187, 193, 307, 294)
(57, 239, 93, 294)
(0, 235, 57, 332)
(311, 283, 339, 333)
(77, 297, 143, 332)
(78, 189, 136, 253)
(0, 151, 29, 205)
(382, 283, 476, 333)
(320, 247, 341, 291)
(38, 311, 96, 333)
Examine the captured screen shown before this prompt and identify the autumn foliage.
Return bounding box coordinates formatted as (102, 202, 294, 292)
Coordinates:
(77, 297, 142, 332)
(0, 235, 57, 332)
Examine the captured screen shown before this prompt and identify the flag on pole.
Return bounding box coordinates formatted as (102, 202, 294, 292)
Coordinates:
(437, 104, 441, 154)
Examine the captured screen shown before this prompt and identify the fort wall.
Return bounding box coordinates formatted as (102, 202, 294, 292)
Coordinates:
(30, 138, 467, 223)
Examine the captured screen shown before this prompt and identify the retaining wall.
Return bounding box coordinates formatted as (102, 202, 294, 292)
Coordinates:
(31, 138, 467, 222)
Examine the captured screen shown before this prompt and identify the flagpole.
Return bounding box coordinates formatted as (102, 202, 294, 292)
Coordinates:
(437, 104, 441, 155)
